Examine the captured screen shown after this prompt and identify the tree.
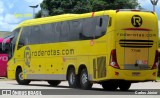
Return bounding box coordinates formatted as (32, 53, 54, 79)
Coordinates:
(35, 0, 140, 18)
(35, 10, 42, 18)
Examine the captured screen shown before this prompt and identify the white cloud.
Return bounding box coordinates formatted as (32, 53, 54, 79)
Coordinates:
(138, 0, 150, 4)
(138, 0, 152, 10)
(4, 14, 21, 24)
(0, 1, 4, 14)
(139, 0, 160, 11)
(0, 1, 17, 31)
(139, 0, 160, 36)
(0, 0, 43, 31)
(0, 0, 44, 31)
(157, 0, 160, 5)
(25, 0, 43, 5)
(0, 21, 17, 31)
(0, 14, 21, 31)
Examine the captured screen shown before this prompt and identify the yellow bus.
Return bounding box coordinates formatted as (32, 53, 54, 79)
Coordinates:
(3, 9, 158, 91)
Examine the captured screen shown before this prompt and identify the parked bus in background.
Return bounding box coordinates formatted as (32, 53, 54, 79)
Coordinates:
(0, 38, 10, 77)
(158, 49, 160, 77)
(3, 10, 158, 91)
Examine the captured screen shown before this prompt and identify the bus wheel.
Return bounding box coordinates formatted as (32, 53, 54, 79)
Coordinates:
(68, 68, 78, 88)
(102, 81, 118, 91)
(47, 80, 61, 86)
(16, 68, 30, 85)
(118, 81, 131, 91)
(80, 68, 93, 90)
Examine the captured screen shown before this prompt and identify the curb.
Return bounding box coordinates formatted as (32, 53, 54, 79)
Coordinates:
(0, 77, 9, 81)
(0, 77, 6, 79)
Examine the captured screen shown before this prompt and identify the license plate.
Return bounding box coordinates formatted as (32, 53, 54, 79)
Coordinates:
(132, 72, 140, 76)
(136, 60, 148, 65)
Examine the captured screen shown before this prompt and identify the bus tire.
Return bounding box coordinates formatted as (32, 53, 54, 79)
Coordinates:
(80, 68, 93, 90)
(119, 81, 131, 91)
(16, 68, 30, 85)
(67, 68, 78, 88)
(47, 80, 61, 86)
(102, 81, 118, 91)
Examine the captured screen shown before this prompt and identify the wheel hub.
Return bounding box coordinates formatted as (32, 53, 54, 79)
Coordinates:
(82, 73, 87, 84)
(69, 72, 75, 84)
(19, 72, 23, 81)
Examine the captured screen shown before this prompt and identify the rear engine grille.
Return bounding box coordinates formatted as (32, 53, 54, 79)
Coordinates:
(97, 57, 106, 78)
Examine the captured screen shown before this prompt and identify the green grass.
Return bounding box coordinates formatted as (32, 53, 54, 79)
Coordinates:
(157, 77, 160, 80)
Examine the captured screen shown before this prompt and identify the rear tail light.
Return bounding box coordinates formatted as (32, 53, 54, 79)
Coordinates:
(152, 50, 158, 69)
(110, 49, 120, 69)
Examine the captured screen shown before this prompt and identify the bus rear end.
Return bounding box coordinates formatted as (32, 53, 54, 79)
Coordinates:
(0, 38, 10, 77)
(109, 10, 158, 81)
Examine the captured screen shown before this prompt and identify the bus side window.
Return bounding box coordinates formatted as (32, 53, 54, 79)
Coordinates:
(18, 27, 30, 49)
(43, 24, 54, 43)
(61, 22, 69, 42)
(30, 25, 42, 44)
(99, 18, 103, 27)
(8, 28, 20, 59)
(101, 16, 109, 33)
(95, 16, 109, 38)
(81, 18, 96, 40)
(69, 20, 82, 41)
(54, 23, 61, 42)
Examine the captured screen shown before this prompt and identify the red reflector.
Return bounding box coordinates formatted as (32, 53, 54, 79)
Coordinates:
(123, 28, 151, 31)
(152, 50, 158, 69)
(115, 72, 119, 76)
(152, 72, 156, 76)
(92, 12, 95, 17)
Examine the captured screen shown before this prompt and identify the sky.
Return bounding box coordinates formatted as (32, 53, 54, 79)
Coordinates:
(0, 0, 43, 31)
(138, 0, 160, 34)
(0, 0, 160, 33)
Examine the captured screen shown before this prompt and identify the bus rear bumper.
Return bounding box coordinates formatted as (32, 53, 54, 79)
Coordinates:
(106, 68, 158, 82)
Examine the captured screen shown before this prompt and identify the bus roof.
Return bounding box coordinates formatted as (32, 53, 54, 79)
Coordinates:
(14, 10, 156, 30)
(14, 10, 109, 29)
(16, 14, 79, 28)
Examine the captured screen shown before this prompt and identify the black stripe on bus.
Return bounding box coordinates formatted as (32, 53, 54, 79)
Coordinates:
(119, 40, 153, 42)
(119, 43, 153, 45)
(121, 45, 152, 48)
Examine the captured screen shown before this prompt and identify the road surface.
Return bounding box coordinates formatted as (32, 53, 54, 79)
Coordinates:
(0, 79, 159, 98)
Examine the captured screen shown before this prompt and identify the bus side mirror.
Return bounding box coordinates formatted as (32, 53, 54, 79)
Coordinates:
(18, 43, 24, 49)
(2, 43, 6, 51)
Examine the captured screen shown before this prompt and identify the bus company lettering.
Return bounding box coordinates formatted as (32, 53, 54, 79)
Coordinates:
(24, 46, 31, 67)
(131, 15, 142, 27)
(0, 56, 8, 61)
(31, 49, 74, 57)
(24, 46, 74, 66)
(117, 33, 156, 37)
